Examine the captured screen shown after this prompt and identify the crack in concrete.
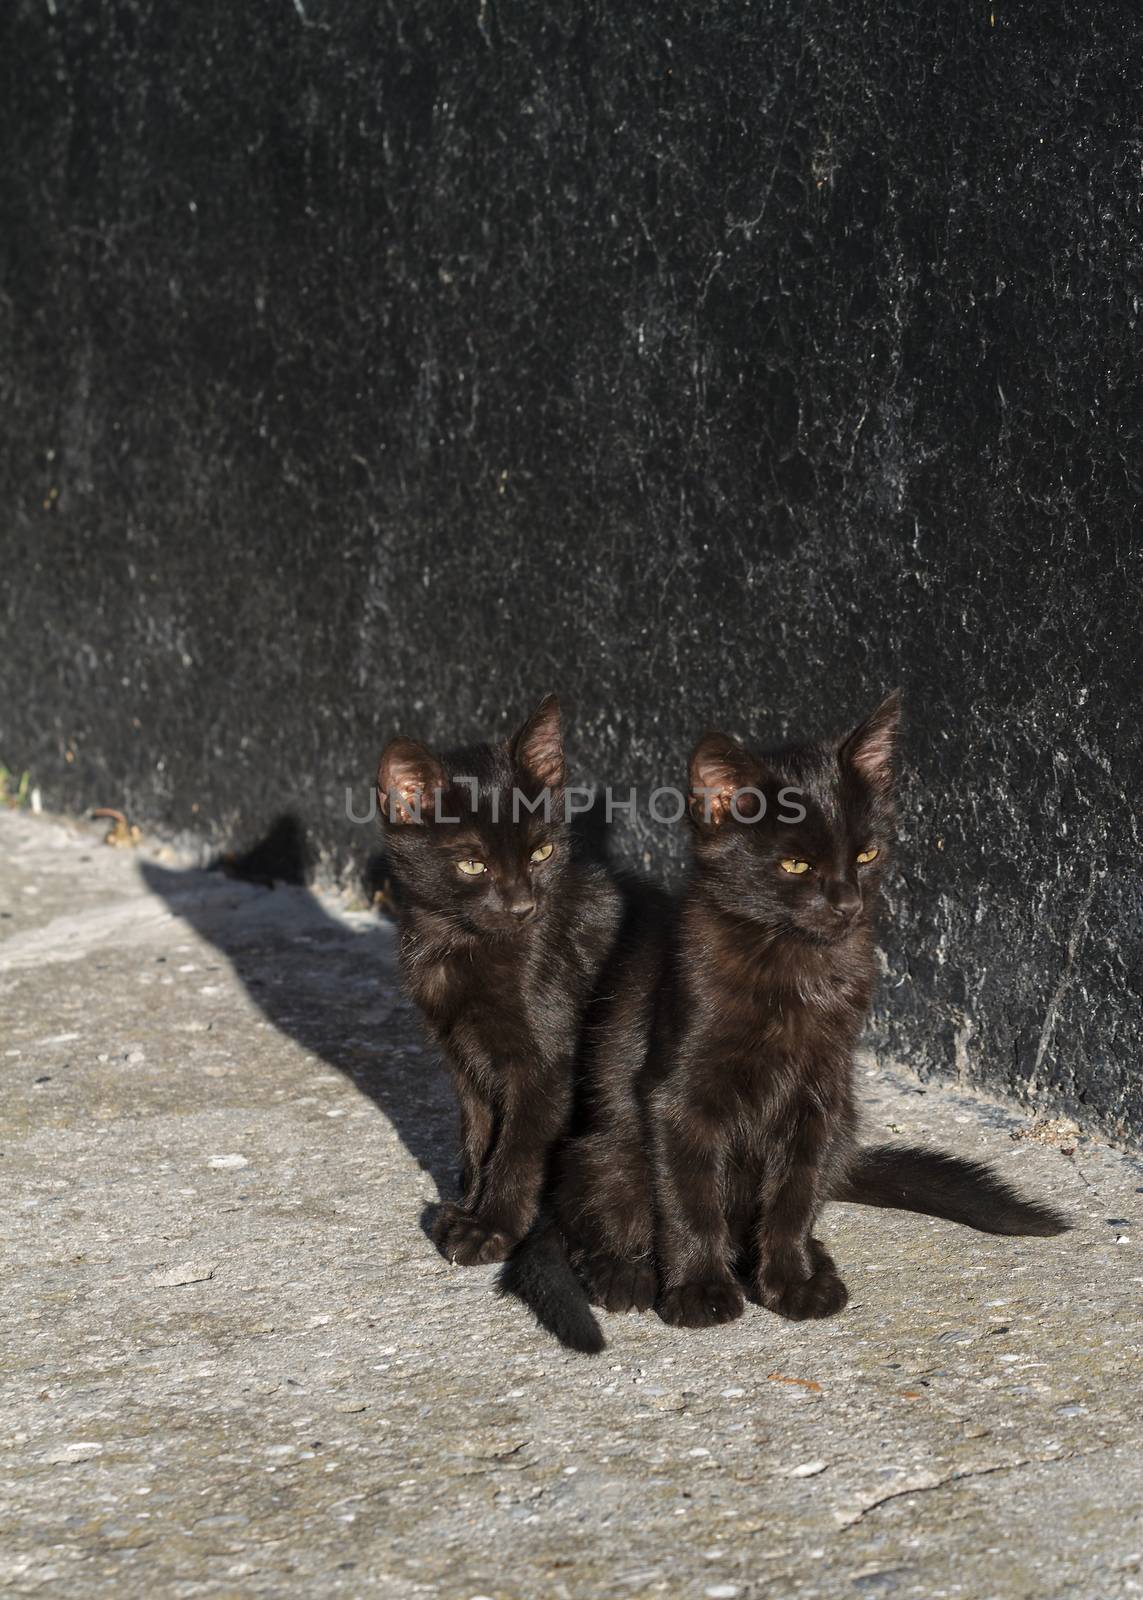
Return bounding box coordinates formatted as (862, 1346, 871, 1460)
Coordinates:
(837, 1447, 1106, 1530)
(1031, 864, 1101, 1084)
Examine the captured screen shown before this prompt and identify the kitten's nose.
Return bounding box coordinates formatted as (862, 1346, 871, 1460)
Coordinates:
(508, 899, 536, 922)
(825, 881, 861, 919)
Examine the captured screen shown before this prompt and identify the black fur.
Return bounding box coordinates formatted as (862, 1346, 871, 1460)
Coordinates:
(507, 692, 1067, 1350)
(378, 695, 622, 1268)
(498, 1212, 604, 1354)
(836, 1145, 1068, 1235)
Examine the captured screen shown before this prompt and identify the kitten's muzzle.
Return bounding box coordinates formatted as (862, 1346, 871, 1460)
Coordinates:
(506, 898, 537, 923)
(823, 880, 862, 921)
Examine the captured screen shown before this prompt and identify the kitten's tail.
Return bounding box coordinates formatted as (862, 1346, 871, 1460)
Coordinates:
(497, 1212, 604, 1354)
(834, 1144, 1070, 1236)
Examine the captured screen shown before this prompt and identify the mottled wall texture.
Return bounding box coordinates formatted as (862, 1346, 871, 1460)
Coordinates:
(1, 3, 1140, 1134)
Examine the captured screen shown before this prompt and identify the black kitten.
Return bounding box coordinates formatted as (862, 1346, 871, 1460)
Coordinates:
(503, 692, 1067, 1349)
(377, 695, 620, 1345)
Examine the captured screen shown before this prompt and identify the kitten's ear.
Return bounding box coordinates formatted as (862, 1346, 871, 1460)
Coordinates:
(377, 737, 447, 824)
(839, 689, 901, 793)
(513, 692, 566, 790)
(689, 733, 764, 825)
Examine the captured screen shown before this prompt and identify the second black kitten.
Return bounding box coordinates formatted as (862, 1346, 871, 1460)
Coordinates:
(503, 692, 1067, 1350)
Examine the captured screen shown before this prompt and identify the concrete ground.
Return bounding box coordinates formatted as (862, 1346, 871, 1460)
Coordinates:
(1, 809, 1140, 1600)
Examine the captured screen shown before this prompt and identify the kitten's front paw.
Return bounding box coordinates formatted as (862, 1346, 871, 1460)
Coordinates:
(758, 1264, 849, 1321)
(584, 1255, 657, 1313)
(658, 1279, 745, 1329)
(433, 1203, 515, 1266)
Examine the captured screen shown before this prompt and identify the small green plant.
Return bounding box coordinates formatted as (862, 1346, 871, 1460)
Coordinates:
(0, 765, 31, 809)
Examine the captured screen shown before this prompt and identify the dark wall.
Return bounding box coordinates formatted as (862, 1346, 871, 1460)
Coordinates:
(2, 2, 1140, 1137)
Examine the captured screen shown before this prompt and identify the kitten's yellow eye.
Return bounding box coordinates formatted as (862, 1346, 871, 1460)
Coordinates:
(456, 859, 486, 876)
(530, 842, 554, 864)
(780, 859, 811, 875)
(856, 848, 880, 865)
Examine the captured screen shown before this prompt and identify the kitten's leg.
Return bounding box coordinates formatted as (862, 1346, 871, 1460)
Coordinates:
(655, 1125, 744, 1329)
(433, 1080, 498, 1265)
(755, 1112, 848, 1321)
(478, 1073, 570, 1238)
(457, 1085, 495, 1206)
(584, 1254, 657, 1314)
(438, 1070, 571, 1267)
(565, 1134, 657, 1313)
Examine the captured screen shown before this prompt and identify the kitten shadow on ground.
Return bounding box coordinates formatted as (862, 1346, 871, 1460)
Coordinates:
(139, 815, 457, 1200)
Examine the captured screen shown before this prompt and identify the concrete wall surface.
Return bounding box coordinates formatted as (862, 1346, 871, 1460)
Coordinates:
(1, 2, 1140, 1135)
